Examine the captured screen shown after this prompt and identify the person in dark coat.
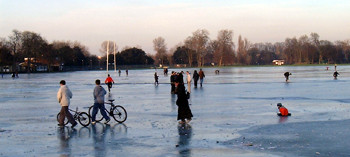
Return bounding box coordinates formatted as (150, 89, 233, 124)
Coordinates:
(192, 70, 199, 88)
(284, 72, 291, 82)
(154, 72, 159, 85)
(175, 79, 193, 124)
(170, 71, 176, 94)
(177, 72, 184, 84)
(333, 71, 339, 79)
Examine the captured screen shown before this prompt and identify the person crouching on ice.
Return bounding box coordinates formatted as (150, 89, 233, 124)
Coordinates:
(277, 103, 289, 116)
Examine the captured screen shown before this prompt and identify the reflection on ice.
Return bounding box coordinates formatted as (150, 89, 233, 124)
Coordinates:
(177, 124, 192, 157)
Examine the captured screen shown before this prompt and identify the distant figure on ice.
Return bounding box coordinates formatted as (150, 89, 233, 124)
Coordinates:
(277, 103, 290, 116)
(192, 70, 199, 88)
(118, 69, 121, 76)
(284, 72, 291, 82)
(199, 69, 205, 87)
(175, 78, 193, 124)
(92, 79, 110, 125)
(334, 64, 337, 71)
(164, 68, 168, 76)
(126, 69, 128, 76)
(186, 71, 191, 93)
(57, 80, 77, 128)
(170, 71, 176, 94)
(154, 72, 159, 85)
(333, 71, 339, 79)
(105, 74, 115, 92)
(215, 70, 220, 74)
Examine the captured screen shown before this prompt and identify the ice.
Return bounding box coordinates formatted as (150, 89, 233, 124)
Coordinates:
(1, 66, 350, 156)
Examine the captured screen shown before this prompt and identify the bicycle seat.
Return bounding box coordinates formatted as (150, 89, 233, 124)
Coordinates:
(108, 99, 115, 102)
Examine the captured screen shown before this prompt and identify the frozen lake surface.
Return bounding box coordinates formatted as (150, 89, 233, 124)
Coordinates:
(1, 65, 350, 156)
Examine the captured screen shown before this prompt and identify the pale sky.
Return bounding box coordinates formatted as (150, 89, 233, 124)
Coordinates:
(1, 0, 349, 55)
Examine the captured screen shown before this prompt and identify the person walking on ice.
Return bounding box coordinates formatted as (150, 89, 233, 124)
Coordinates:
(91, 79, 110, 125)
(154, 72, 159, 85)
(198, 69, 205, 87)
(175, 78, 193, 124)
(57, 80, 77, 128)
(105, 74, 115, 92)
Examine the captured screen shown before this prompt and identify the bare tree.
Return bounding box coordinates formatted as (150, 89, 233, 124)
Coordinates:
(310, 32, 322, 64)
(213, 29, 235, 66)
(8, 30, 22, 72)
(21, 31, 46, 72)
(237, 35, 251, 65)
(184, 37, 195, 67)
(298, 35, 309, 63)
(100, 41, 116, 56)
(153, 36, 167, 66)
(186, 29, 210, 67)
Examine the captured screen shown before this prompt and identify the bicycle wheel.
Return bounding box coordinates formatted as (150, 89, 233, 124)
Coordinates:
(112, 105, 127, 123)
(57, 112, 69, 125)
(78, 112, 91, 127)
(88, 105, 103, 122)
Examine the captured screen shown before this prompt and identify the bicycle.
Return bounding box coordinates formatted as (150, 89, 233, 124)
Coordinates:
(88, 99, 127, 123)
(57, 107, 91, 127)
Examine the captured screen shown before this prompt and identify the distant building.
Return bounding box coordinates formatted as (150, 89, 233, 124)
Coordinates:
(175, 64, 187, 68)
(272, 60, 285, 65)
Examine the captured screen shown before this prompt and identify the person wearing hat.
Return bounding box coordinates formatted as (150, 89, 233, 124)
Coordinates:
(277, 103, 289, 116)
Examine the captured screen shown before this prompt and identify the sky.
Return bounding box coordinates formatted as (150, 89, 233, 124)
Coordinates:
(1, 0, 349, 55)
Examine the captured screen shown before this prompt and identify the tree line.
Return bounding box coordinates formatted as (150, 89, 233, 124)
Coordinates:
(1, 29, 350, 73)
(154, 30, 350, 66)
(0, 30, 155, 72)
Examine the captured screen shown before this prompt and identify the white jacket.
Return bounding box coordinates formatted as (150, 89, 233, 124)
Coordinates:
(187, 74, 192, 83)
(57, 85, 73, 106)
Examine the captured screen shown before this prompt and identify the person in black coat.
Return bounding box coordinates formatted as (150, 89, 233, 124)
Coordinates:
(175, 78, 193, 124)
(192, 70, 199, 88)
(170, 71, 177, 94)
(284, 72, 291, 82)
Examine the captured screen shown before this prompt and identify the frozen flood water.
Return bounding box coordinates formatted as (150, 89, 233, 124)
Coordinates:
(1, 65, 350, 156)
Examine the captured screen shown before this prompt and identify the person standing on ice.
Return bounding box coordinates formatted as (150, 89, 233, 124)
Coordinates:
(192, 70, 199, 88)
(175, 78, 193, 124)
(57, 80, 77, 128)
(186, 71, 191, 93)
(284, 72, 291, 82)
(198, 69, 205, 87)
(92, 79, 110, 125)
(170, 71, 176, 94)
(104, 74, 115, 93)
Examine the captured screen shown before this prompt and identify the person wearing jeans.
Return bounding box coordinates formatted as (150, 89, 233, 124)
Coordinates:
(92, 79, 110, 124)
